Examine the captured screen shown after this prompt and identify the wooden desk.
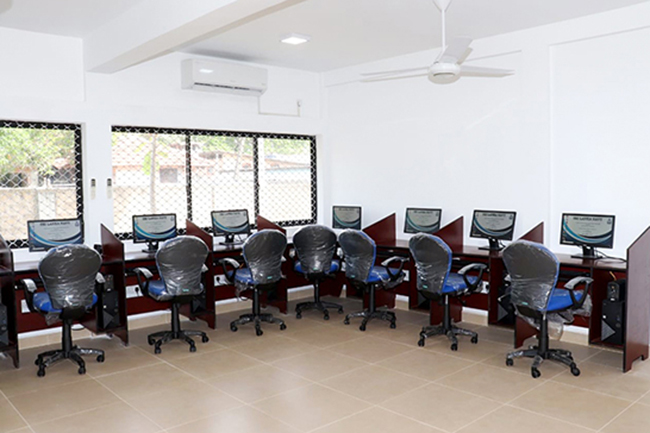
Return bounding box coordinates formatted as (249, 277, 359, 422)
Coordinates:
(0, 235, 18, 368)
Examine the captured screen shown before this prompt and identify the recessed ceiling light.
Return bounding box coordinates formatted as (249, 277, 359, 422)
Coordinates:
(280, 33, 311, 45)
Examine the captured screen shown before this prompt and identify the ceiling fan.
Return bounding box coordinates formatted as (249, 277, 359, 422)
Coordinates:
(362, 0, 514, 84)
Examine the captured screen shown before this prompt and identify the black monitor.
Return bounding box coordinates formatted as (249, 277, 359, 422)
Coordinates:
(560, 213, 615, 259)
(132, 214, 177, 253)
(404, 208, 442, 234)
(27, 218, 84, 252)
(332, 206, 362, 230)
(470, 209, 517, 251)
(211, 209, 251, 245)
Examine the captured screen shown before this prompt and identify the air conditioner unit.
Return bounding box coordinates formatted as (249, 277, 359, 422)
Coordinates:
(181, 59, 268, 96)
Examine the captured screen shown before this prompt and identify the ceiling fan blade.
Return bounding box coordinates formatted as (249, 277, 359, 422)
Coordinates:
(459, 65, 514, 77)
(361, 66, 429, 77)
(362, 73, 429, 83)
(439, 36, 472, 64)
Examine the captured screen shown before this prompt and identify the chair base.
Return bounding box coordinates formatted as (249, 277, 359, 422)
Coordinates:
(344, 310, 396, 331)
(148, 303, 209, 354)
(296, 300, 344, 320)
(230, 313, 286, 336)
(506, 346, 580, 378)
(418, 324, 478, 351)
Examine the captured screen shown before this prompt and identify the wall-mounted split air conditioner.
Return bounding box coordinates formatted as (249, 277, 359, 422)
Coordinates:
(181, 59, 268, 97)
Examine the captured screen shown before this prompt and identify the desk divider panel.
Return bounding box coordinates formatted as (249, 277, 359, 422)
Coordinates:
(256, 215, 286, 234)
(0, 234, 18, 367)
(436, 216, 464, 252)
(362, 214, 399, 309)
(185, 220, 216, 328)
(98, 224, 129, 345)
(625, 226, 650, 372)
(519, 222, 544, 243)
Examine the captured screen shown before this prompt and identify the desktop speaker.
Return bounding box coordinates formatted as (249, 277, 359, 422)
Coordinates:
(607, 279, 626, 302)
(96, 275, 120, 330)
(0, 304, 8, 347)
(601, 299, 625, 346)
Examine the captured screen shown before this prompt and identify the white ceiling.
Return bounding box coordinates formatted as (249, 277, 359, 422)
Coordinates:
(0, 0, 648, 71)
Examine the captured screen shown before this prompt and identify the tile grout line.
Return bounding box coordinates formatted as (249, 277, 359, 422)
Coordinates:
(596, 383, 650, 432)
(0, 387, 37, 433)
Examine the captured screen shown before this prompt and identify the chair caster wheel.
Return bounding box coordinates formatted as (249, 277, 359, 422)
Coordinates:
(78, 366, 86, 375)
(256, 328, 263, 336)
(531, 368, 541, 379)
(338, 308, 344, 314)
(570, 364, 581, 377)
(148, 337, 155, 346)
(296, 312, 302, 319)
(97, 354, 105, 363)
(344, 319, 350, 325)
(418, 338, 425, 347)
(323, 313, 330, 321)
(230, 325, 238, 332)
(471, 336, 478, 344)
(202, 335, 209, 343)
(280, 324, 287, 331)
(154, 347, 161, 355)
(189, 345, 197, 353)
(506, 358, 514, 367)
(450, 343, 458, 351)
(35, 359, 40, 366)
(359, 324, 366, 331)
(37, 367, 46, 377)
(390, 322, 396, 329)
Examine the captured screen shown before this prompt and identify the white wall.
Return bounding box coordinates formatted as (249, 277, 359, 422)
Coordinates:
(0, 27, 324, 259)
(323, 2, 650, 258)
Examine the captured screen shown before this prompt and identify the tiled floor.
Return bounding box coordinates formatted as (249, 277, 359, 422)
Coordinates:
(2, 296, 650, 433)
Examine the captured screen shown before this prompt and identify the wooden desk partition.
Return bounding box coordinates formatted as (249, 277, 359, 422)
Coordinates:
(625, 227, 650, 371)
(97, 224, 129, 345)
(436, 216, 464, 252)
(363, 214, 396, 245)
(256, 215, 286, 234)
(185, 220, 216, 328)
(362, 214, 402, 309)
(0, 234, 18, 368)
(519, 222, 544, 243)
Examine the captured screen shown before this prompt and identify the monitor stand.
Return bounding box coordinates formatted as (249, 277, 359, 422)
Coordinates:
(219, 233, 243, 246)
(571, 245, 598, 260)
(142, 241, 159, 254)
(478, 237, 503, 251)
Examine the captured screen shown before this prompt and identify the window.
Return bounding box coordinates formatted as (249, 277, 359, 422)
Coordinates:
(0, 121, 83, 248)
(111, 126, 316, 238)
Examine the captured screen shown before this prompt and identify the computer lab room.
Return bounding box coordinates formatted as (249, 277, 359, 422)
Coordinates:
(1, 0, 650, 432)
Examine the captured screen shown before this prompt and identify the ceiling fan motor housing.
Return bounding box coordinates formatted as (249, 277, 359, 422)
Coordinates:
(429, 62, 460, 84)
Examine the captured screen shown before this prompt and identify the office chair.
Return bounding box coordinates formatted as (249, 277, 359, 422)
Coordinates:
(409, 234, 487, 350)
(503, 240, 592, 378)
(220, 229, 287, 336)
(339, 230, 407, 331)
(20, 245, 105, 377)
(293, 225, 343, 320)
(134, 236, 210, 354)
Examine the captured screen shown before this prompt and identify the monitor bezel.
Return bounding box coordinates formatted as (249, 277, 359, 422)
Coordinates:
(332, 205, 362, 230)
(132, 213, 177, 244)
(27, 218, 85, 252)
(560, 212, 616, 249)
(469, 209, 517, 241)
(404, 207, 442, 234)
(211, 209, 251, 236)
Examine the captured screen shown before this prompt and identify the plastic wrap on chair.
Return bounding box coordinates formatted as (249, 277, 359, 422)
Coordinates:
(339, 230, 375, 283)
(408, 234, 451, 296)
(38, 245, 101, 325)
(238, 230, 287, 293)
(155, 236, 209, 298)
(293, 225, 337, 276)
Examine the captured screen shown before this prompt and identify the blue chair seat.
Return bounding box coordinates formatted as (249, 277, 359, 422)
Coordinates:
(294, 259, 340, 275)
(33, 292, 97, 314)
(547, 288, 584, 312)
(234, 268, 254, 285)
(367, 266, 397, 283)
(442, 273, 478, 294)
(148, 280, 204, 299)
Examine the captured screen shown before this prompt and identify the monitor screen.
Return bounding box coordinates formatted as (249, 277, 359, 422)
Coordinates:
(212, 209, 250, 236)
(560, 213, 615, 249)
(470, 210, 517, 241)
(132, 214, 177, 244)
(404, 208, 442, 234)
(27, 218, 84, 252)
(332, 206, 362, 230)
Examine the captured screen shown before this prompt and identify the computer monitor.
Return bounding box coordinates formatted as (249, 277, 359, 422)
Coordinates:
(560, 213, 615, 259)
(470, 209, 517, 251)
(404, 208, 442, 234)
(27, 218, 84, 252)
(332, 206, 362, 230)
(132, 214, 177, 253)
(211, 209, 251, 245)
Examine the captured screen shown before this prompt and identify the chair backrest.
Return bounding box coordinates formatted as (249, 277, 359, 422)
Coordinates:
(242, 229, 287, 285)
(38, 244, 101, 310)
(293, 225, 337, 276)
(408, 233, 452, 296)
(155, 236, 209, 296)
(502, 240, 559, 313)
(338, 229, 375, 283)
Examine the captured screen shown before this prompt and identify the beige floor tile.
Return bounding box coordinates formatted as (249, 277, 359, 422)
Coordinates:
(133, 334, 223, 361)
(370, 323, 434, 347)
(167, 405, 300, 433)
(0, 397, 27, 433)
(208, 364, 311, 403)
(552, 361, 650, 401)
(587, 349, 624, 370)
(96, 363, 195, 401)
(322, 365, 425, 404)
(425, 338, 511, 362)
(230, 335, 318, 363)
(510, 381, 631, 430)
(9, 379, 119, 425)
(168, 348, 262, 379)
(72, 335, 130, 353)
(602, 402, 650, 432)
(127, 381, 242, 429)
(456, 405, 593, 433)
(482, 351, 567, 378)
(330, 336, 414, 363)
(87, 346, 162, 377)
(465, 323, 516, 346)
(379, 382, 501, 432)
(551, 341, 603, 363)
(283, 326, 363, 348)
(272, 349, 368, 382)
(312, 407, 445, 433)
(252, 384, 371, 431)
(377, 349, 475, 381)
(30, 401, 160, 433)
(638, 390, 650, 406)
(437, 364, 542, 403)
(393, 310, 430, 326)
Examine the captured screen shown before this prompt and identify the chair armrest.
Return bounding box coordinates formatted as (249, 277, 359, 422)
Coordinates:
(381, 256, 408, 281)
(133, 267, 153, 297)
(564, 276, 594, 308)
(19, 279, 38, 313)
(219, 258, 241, 284)
(458, 263, 488, 292)
(201, 264, 208, 274)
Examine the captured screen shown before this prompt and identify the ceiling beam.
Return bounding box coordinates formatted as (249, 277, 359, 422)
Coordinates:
(84, 0, 305, 73)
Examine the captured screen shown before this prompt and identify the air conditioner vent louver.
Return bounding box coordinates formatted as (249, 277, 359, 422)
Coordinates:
(181, 59, 267, 97)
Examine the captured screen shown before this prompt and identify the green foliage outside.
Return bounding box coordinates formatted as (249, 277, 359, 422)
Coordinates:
(0, 127, 74, 178)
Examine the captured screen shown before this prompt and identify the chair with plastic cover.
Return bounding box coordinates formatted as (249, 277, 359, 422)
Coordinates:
(134, 236, 210, 354)
(502, 240, 593, 378)
(409, 234, 487, 351)
(220, 230, 288, 336)
(292, 225, 343, 320)
(20, 245, 106, 377)
(339, 230, 407, 331)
